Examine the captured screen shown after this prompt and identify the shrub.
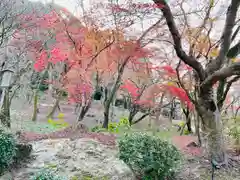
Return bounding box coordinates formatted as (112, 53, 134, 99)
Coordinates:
(177, 121, 191, 135)
(47, 118, 69, 129)
(119, 117, 130, 127)
(91, 117, 130, 133)
(31, 168, 67, 180)
(0, 130, 17, 174)
(118, 132, 182, 180)
(91, 125, 108, 133)
(108, 122, 119, 133)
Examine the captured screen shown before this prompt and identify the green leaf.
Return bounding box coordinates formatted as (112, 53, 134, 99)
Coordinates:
(210, 0, 214, 7)
(227, 41, 240, 59)
(231, 25, 240, 42)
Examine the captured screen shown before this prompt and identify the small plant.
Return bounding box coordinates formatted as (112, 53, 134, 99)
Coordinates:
(228, 116, 240, 154)
(31, 168, 67, 180)
(118, 132, 182, 180)
(177, 121, 191, 135)
(47, 113, 69, 129)
(57, 113, 65, 119)
(108, 122, 119, 133)
(0, 130, 17, 174)
(91, 117, 130, 133)
(119, 117, 130, 127)
(91, 125, 108, 133)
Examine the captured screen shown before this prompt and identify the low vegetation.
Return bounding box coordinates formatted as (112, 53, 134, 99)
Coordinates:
(118, 132, 182, 179)
(0, 0, 239, 179)
(31, 169, 67, 180)
(0, 130, 17, 175)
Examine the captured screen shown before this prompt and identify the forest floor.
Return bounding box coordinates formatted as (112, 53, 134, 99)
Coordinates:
(5, 97, 240, 180)
(17, 128, 240, 180)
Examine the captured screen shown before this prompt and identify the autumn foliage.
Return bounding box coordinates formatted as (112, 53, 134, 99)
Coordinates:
(12, 9, 155, 104)
(8, 4, 196, 113)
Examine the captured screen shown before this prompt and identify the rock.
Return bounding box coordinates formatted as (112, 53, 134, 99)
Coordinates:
(186, 141, 199, 148)
(6, 138, 135, 180)
(0, 172, 12, 180)
(86, 114, 95, 117)
(12, 131, 33, 164)
(13, 143, 32, 164)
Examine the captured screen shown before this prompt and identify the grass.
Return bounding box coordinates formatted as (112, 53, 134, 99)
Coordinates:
(0, 119, 64, 134)
(2, 117, 239, 180)
(106, 123, 178, 142)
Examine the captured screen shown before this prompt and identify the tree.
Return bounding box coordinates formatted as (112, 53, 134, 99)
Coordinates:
(119, 65, 155, 125)
(16, 7, 141, 124)
(0, 0, 49, 126)
(152, 0, 240, 164)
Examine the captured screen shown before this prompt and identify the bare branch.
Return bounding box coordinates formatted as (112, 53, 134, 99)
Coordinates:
(175, 59, 196, 104)
(221, 75, 240, 102)
(189, 1, 214, 56)
(153, 0, 206, 81)
(231, 25, 240, 42)
(201, 62, 240, 88)
(138, 17, 163, 43)
(206, 0, 240, 74)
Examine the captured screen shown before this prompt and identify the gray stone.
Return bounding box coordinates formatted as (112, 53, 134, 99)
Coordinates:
(1, 138, 135, 180)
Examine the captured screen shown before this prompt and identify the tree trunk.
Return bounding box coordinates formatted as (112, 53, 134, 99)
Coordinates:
(169, 98, 176, 122)
(194, 111, 202, 146)
(199, 92, 227, 164)
(74, 103, 81, 114)
(77, 101, 91, 121)
(103, 100, 110, 128)
(182, 108, 192, 133)
(47, 96, 60, 118)
(206, 111, 226, 164)
(128, 113, 134, 125)
(31, 89, 38, 122)
(132, 112, 150, 125)
(102, 58, 128, 128)
(128, 109, 138, 126)
(186, 117, 192, 132)
(48, 67, 53, 97)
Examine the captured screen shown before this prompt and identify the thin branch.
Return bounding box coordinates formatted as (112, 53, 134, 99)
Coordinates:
(153, 0, 205, 81)
(206, 0, 240, 74)
(138, 17, 163, 43)
(221, 75, 240, 102)
(190, 1, 214, 56)
(231, 25, 240, 42)
(176, 59, 196, 104)
(132, 112, 151, 125)
(86, 38, 115, 70)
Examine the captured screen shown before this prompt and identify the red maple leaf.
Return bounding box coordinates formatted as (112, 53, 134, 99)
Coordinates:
(162, 65, 177, 75)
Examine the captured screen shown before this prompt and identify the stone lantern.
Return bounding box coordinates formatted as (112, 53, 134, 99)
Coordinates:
(0, 69, 14, 127)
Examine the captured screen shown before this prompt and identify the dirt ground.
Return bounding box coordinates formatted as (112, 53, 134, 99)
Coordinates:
(9, 96, 240, 180)
(17, 128, 240, 180)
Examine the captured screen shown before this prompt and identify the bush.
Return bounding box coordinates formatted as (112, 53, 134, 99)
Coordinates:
(31, 168, 67, 180)
(177, 121, 191, 135)
(0, 130, 17, 174)
(91, 117, 130, 133)
(91, 125, 108, 133)
(118, 132, 182, 180)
